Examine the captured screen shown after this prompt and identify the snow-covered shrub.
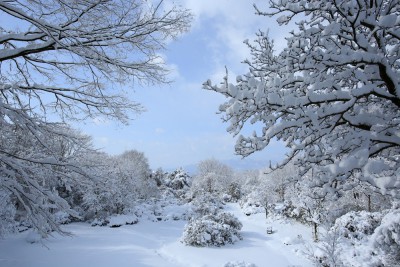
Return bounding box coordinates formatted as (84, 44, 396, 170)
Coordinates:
(372, 209, 400, 266)
(182, 212, 242, 247)
(223, 261, 257, 267)
(239, 191, 264, 215)
(280, 201, 307, 223)
(53, 211, 72, 225)
(335, 211, 384, 242)
(108, 214, 138, 227)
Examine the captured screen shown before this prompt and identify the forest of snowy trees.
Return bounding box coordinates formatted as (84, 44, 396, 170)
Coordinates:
(1, 0, 399, 266)
(0, 0, 192, 237)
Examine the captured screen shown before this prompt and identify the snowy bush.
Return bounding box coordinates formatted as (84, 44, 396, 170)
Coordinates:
(239, 191, 264, 216)
(108, 214, 139, 227)
(182, 212, 242, 247)
(280, 201, 307, 223)
(335, 211, 384, 242)
(372, 209, 400, 266)
(53, 211, 72, 225)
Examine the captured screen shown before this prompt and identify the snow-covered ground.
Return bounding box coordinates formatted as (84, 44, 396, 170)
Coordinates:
(0, 204, 313, 267)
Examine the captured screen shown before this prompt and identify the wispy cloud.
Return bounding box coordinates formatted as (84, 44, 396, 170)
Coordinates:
(179, 0, 271, 83)
(155, 128, 165, 134)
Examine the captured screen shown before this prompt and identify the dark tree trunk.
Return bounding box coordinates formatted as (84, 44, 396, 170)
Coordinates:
(313, 222, 318, 242)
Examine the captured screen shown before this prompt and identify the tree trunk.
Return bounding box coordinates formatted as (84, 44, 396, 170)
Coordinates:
(313, 222, 318, 242)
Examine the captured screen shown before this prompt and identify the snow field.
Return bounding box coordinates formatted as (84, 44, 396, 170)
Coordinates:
(0, 203, 313, 267)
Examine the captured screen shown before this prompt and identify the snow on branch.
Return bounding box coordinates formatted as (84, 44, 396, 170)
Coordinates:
(204, 0, 400, 197)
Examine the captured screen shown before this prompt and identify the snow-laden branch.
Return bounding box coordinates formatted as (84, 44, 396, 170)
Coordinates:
(0, 0, 192, 121)
(204, 0, 400, 197)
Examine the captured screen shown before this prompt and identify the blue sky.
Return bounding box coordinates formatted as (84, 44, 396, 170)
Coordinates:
(77, 0, 291, 171)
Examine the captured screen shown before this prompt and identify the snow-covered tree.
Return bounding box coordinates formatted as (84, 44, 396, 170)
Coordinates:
(151, 168, 168, 187)
(0, 0, 191, 235)
(204, 0, 400, 197)
(192, 159, 234, 195)
(164, 167, 191, 190)
(0, 122, 91, 236)
(84, 150, 156, 216)
(262, 162, 298, 203)
(114, 150, 155, 201)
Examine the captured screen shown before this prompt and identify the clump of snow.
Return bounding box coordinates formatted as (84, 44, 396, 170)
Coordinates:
(223, 261, 257, 267)
(25, 230, 42, 244)
(283, 234, 304, 245)
(91, 218, 109, 227)
(378, 14, 397, 27)
(182, 212, 242, 247)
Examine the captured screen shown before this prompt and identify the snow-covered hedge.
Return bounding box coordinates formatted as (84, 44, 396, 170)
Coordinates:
(182, 212, 242, 247)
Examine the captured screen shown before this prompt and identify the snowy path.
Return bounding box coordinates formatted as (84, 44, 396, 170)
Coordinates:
(0, 204, 313, 267)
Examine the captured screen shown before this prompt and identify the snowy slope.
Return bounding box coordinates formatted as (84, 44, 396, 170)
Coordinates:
(0, 204, 313, 267)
